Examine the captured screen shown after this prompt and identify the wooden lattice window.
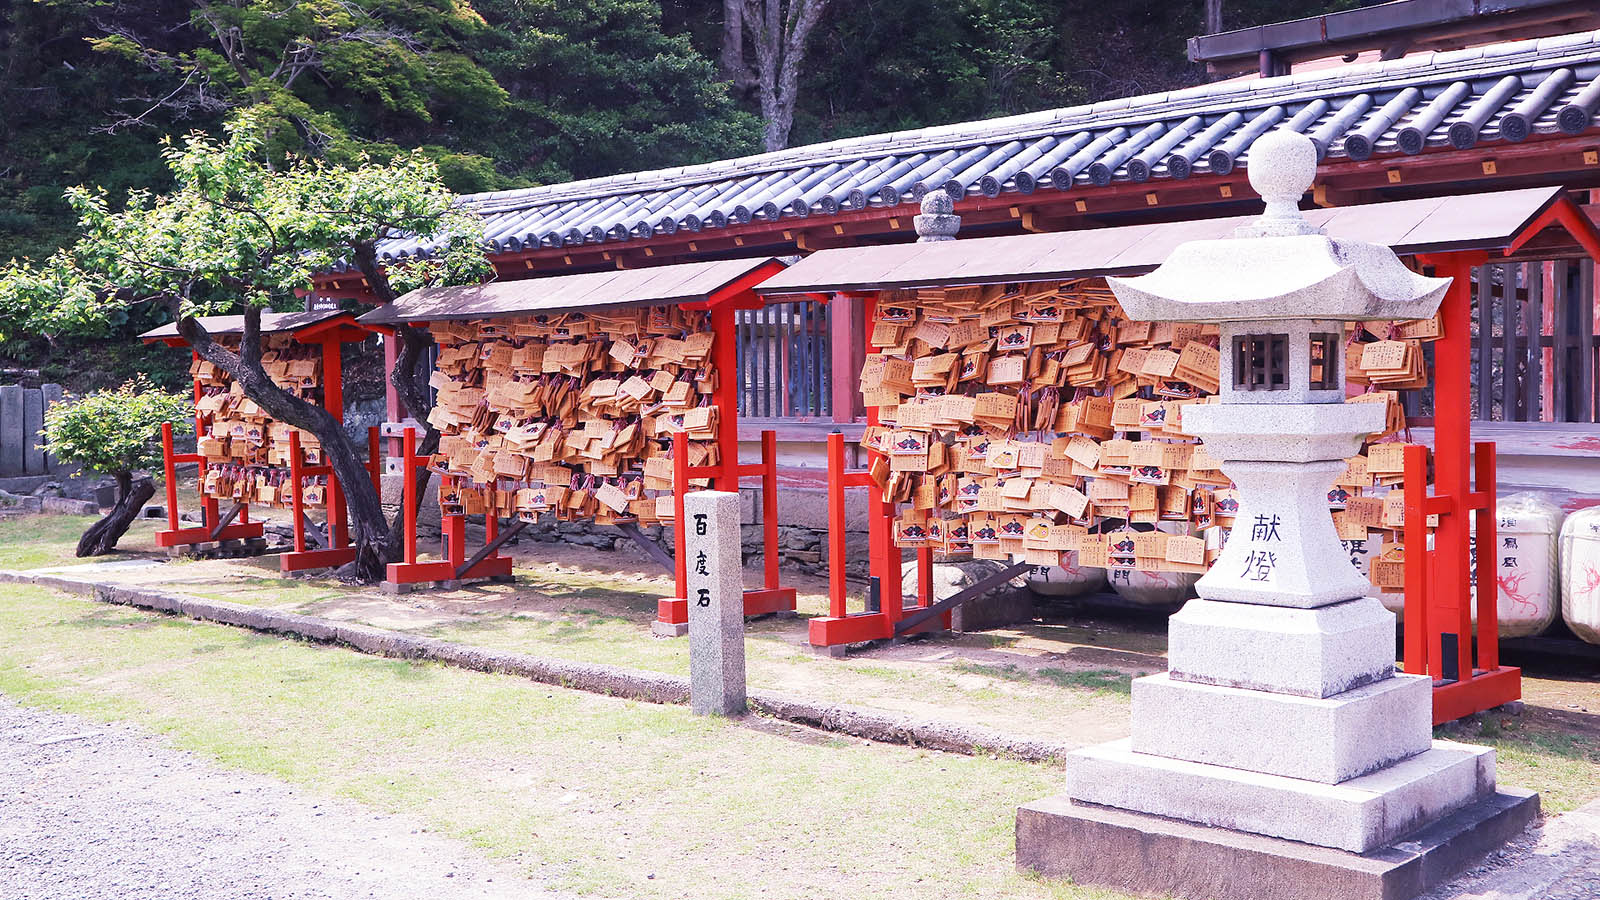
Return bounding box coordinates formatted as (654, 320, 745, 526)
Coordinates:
(1309, 332, 1341, 390)
(1233, 333, 1289, 391)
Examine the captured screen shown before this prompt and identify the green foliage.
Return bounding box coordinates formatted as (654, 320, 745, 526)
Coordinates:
(2, 112, 492, 338)
(469, 0, 760, 184)
(41, 378, 191, 477)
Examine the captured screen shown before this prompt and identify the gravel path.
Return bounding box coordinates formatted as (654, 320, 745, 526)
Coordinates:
(1423, 798, 1600, 900)
(0, 698, 568, 900)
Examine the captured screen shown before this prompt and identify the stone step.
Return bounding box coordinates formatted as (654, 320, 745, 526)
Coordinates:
(1168, 596, 1397, 698)
(1066, 738, 1496, 853)
(1130, 672, 1433, 783)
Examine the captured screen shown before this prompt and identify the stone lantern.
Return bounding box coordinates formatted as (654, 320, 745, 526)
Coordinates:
(1016, 131, 1536, 900)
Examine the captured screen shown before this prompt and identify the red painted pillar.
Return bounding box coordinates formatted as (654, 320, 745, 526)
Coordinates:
(1433, 258, 1478, 680)
(761, 430, 780, 590)
(289, 430, 306, 554)
(826, 432, 848, 618)
(862, 293, 902, 622)
(161, 423, 179, 533)
(710, 302, 741, 491)
(672, 431, 690, 601)
(1402, 444, 1429, 676)
(829, 293, 863, 423)
(402, 427, 418, 565)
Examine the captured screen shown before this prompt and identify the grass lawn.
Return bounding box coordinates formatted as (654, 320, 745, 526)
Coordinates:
(0, 512, 163, 571)
(0, 583, 1136, 900)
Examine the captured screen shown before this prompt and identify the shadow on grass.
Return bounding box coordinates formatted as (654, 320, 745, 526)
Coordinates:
(60, 611, 161, 630)
(953, 660, 1133, 695)
(422, 607, 637, 644)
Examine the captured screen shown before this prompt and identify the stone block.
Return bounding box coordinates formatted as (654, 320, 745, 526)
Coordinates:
(1168, 597, 1397, 698)
(0, 385, 23, 477)
(684, 491, 746, 716)
(1183, 401, 1383, 464)
(650, 620, 689, 638)
(40, 383, 62, 471)
(22, 388, 44, 475)
(1016, 787, 1539, 900)
(1065, 738, 1496, 853)
(1194, 457, 1374, 608)
(1130, 673, 1432, 783)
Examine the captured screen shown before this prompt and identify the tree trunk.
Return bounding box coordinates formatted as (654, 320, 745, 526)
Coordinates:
(76, 473, 155, 556)
(177, 307, 391, 582)
(381, 321, 442, 563)
(1205, 0, 1223, 35)
(721, 0, 750, 89)
(742, 0, 830, 152)
(348, 241, 446, 568)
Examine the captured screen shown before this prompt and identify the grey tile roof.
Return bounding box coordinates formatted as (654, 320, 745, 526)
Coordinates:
(360, 256, 783, 323)
(139, 309, 352, 341)
(356, 29, 1600, 268)
(756, 186, 1563, 293)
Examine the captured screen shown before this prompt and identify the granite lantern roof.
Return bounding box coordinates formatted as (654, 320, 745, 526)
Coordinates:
(347, 29, 1600, 271)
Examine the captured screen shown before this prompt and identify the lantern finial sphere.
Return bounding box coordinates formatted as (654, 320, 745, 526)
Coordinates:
(1242, 130, 1320, 237)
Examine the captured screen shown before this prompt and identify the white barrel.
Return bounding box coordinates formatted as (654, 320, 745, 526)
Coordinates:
(1471, 492, 1561, 638)
(1108, 566, 1200, 608)
(1559, 506, 1600, 644)
(1026, 551, 1108, 598)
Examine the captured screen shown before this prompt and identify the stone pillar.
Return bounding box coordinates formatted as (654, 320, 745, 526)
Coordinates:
(685, 490, 747, 716)
(22, 387, 45, 475)
(0, 385, 23, 477)
(40, 384, 62, 473)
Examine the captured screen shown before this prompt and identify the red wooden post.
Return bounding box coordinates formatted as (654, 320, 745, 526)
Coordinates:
(710, 302, 741, 491)
(672, 430, 690, 601)
(402, 426, 418, 565)
(1402, 443, 1429, 676)
(1473, 441, 1499, 672)
(827, 432, 848, 618)
(161, 423, 179, 533)
(761, 429, 779, 591)
(829, 293, 865, 423)
(1434, 258, 1478, 681)
(289, 430, 306, 554)
(862, 293, 902, 625)
(917, 546, 933, 609)
(444, 513, 466, 570)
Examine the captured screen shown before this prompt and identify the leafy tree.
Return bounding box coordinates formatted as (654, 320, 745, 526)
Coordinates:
(41, 377, 192, 556)
(469, 0, 760, 183)
(1, 113, 491, 581)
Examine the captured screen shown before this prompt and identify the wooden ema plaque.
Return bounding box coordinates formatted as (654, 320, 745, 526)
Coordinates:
(854, 278, 1437, 578)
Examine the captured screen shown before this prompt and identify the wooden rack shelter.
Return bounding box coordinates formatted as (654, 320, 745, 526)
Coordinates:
(760, 185, 1600, 722)
(140, 310, 381, 570)
(358, 257, 799, 625)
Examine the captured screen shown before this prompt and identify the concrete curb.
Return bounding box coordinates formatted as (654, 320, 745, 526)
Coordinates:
(0, 570, 1072, 764)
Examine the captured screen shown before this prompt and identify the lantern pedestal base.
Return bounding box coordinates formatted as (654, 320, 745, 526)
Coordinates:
(1016, 785, 1537, 900)
(1061, 738, 1499, 853)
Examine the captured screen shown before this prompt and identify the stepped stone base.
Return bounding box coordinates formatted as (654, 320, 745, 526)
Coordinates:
(1066, 739, 1495, 852)
(1016, 787, 1538, 900)
(1168, 597, 1397, 698)
(1131, 672, 1433, 783)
